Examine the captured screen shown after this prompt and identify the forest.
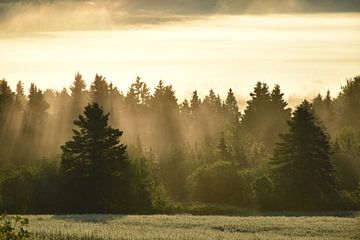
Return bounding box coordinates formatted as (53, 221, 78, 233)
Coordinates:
(0, 74, 359, 213)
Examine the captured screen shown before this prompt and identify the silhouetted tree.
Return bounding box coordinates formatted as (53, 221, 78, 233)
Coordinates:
(335, 76, 360, 132)
(268, 84, 291, 147)
(242, 82, 272, 145)
(270, 101, 338, 210)
(14, 81, 26, 111)
(332, 127, 360, 191)
(70, 72, 87, 119)
(90, 74, 109, 111)
(190, 90, 201, 114)
(61, 103, 129, 213)
(313, 91, 335, 136)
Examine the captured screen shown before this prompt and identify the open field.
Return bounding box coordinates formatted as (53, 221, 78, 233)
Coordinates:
(24, 214, 360, 240)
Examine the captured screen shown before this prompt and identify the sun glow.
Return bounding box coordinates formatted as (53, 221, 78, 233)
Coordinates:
(1, 14, 360, 103)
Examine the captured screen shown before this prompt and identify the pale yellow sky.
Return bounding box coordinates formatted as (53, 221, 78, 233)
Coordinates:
(1, 14, 360, 104)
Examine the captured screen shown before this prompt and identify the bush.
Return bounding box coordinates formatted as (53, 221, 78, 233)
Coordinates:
(252, 176, 275, 210)
(187, 161, 253, 206)
(0, 161, 60, 213)
(0, 215, 30, 240)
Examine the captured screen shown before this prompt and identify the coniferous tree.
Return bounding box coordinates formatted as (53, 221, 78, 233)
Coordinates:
(90, 74, 109, 111)
(190, 90, 201, 114)
(125, 76, 150, 114)
(61, 103, 129, 213)
(0, 79, 15, 161)
(70, 72, 87, 119)
(224, 88, 242, 147)
(0, 79, 14, 116)
(267, 84, 291, 147)
(313, 91, 335, 136)
(203, 89, 222, 113)
(242, 82, 272, 144)
(335, 76, 360, 132)
(270, 100, 338, 210)
(25, 84, 49, 129)
(14, 81, 26, 111)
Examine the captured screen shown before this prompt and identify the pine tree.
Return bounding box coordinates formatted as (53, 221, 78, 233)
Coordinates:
(125, 76, 150, 114)
(0, 79, 14, 115)
(242, 82, 272, 144)
(26, 83, 49, 128)
(14, 81, 26, 110)
(61, 103, 129, 213)
(203, 89, 222, 113)
(270, 100, 338, 210)
(90, 74, 109, 110)
(313, 91, 335, 135)
(190, 90, 201, 113)
(70, 72, 87, 118)
(335, 76, 360, 132)
(268, 84, 291, 147)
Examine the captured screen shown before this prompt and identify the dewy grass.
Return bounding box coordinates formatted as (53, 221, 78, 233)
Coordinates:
(23, 214, 360, 240)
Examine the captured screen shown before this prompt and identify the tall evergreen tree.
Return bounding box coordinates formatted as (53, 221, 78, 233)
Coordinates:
(268, 84, 291, 147)
(334, 76, 360, 132)
(14, 81, 26, 110)
(0, 79, 14, 115)
(90, 74, 109, 111)
(25, 83, 49, 130)
(61, 103, 129, 213)
(190, 90, 201, 113)
(125, 76, 150, 114)
(70, 72, 87, 118)
(242, 82, 272, 144)
(270, 100, 338, 210)
(313, 91, 335, 136)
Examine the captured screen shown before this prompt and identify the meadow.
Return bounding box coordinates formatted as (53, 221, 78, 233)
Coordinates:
(24, 214, 360, 240)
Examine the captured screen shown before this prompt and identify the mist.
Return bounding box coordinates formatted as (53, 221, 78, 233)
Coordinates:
(1, 0, 360, 35)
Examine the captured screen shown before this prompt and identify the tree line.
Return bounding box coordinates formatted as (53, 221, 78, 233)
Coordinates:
(0, 74, 359, 213)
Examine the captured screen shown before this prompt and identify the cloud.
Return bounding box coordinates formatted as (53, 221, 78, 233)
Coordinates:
(0, 0, 359, 35)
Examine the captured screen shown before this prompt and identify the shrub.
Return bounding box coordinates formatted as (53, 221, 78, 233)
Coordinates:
(0, 215, 30, 240)
(187, 161, 253, 205)
(252, 176, 274, 210)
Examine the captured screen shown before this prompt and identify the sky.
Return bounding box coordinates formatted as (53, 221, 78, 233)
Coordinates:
(1, 0, 360, 106)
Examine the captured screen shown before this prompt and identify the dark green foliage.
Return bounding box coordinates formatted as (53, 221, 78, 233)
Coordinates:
(313, 91, 335, 136)
(242, 82, 290, 149)
(61, 103, 129, 213)
(0, 161, 59, 213)
(335, 76, 360, 132)
(332, 127, 360, 191)
(0, 74, 360, 213)
(270, 101, 338, 211)
(159, 149, 188, 201)
(187, 161, 253, 206)
(217, 132, 231, 161)
(252, 176, 274, 210)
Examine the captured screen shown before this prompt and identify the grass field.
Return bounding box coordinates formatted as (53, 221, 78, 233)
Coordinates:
(23, 214, 360, 240)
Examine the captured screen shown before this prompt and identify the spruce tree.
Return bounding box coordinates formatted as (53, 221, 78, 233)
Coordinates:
(271, 100, 338, 210)
(90, 74, 109, 111)
(70, 72, 87, 118)
(190, 90, 201, 113)
(61, 103, 129, 213)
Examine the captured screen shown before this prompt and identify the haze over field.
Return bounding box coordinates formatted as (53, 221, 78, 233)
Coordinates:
(1, 0, 360, 105)
(1, 0, 360, 228)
